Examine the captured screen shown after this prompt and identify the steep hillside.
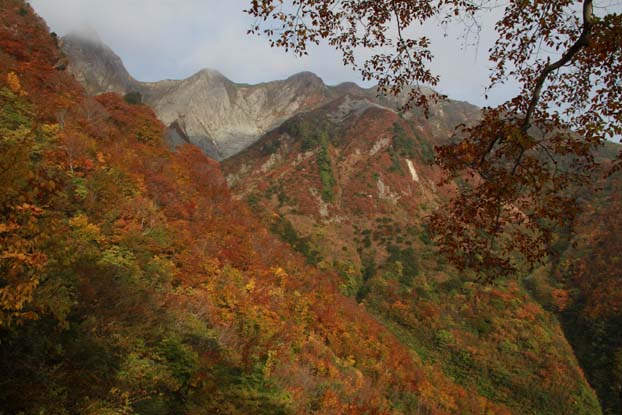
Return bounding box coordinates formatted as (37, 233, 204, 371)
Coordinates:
(0, 2, 570, 414)
(223, 95, 603, 414)
(526, 158, 622, 415)
(562, 176, 622, 415)
(60, 34, 480, 161)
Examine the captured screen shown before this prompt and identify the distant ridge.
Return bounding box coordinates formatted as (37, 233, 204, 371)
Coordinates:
(61, 33, 480, 160)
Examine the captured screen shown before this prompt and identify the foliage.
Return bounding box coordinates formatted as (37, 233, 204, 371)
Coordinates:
(280, 116, 336, 201)
(316, 137, 334, 202)
(386, 245, 418, 286)
(223, 92, 605, 414)
(123, 91, 143, 105)
(247, 0, 622, 280)
(281, 116, 335, 152)
(543, 173, 622, 414)
(261, 139, 280, 156)
(270, 215, 320, 265)
(5, 6, 488, 411)
(391, 123, 417, 158)
(0, 1, 610, 414)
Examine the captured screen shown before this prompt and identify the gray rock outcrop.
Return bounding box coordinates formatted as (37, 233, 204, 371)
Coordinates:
(61, 35, 331, 159)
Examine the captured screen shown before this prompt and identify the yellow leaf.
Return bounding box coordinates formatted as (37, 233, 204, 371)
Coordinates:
(6, 72, 21, 93)
(244, 279, 256, 293)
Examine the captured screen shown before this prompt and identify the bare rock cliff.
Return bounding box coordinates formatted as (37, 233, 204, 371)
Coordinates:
(61, 35, 331, 159)
(60, 33, 138, 96)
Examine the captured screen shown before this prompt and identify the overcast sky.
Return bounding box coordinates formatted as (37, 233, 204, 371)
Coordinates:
(29, 0, 519, 107)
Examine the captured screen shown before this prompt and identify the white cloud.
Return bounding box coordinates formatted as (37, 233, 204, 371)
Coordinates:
(29, 0, 518, 106)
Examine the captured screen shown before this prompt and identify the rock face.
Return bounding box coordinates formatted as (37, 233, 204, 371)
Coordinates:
(142, 70, 330, 158)
(60, 33, 138, 95)
(61, 35, 332, 159)
(61, 33, 480, 160)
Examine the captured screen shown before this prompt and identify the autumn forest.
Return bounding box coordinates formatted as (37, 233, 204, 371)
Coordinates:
(1, 1, 621, 414)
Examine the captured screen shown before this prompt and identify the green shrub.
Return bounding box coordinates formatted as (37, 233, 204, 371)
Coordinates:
(123, 91, 143, 105)
(261, 140, 280, 155)
(434, 330, 455, 349)
(270, 216, 320, 265)
(472, 316, 494, 336)
(391, 123, 417, 158)
(159, 336, 199, 388)
(317, 135, 335, 202)
(387, 245, 418, 284)
(246, 193, 259, 209)
(282, 117, 335, 151)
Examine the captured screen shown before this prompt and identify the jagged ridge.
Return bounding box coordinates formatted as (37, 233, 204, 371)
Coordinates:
(61, 33, 479, 160)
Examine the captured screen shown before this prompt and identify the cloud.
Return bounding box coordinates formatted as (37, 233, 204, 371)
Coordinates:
(29, 0, 517, 106)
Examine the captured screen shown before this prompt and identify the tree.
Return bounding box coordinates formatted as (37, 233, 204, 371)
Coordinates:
(123, 91, 143, 105)
(246, 0, 622, 278)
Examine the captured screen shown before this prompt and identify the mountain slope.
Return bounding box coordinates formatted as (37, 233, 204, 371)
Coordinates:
(40, 7, 615, 414)
(222, 93, 603, 414)
(0, 2, 552, 414)
(526, 157, 622, 415)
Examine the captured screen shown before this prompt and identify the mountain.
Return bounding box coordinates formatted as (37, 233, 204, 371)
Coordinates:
(4, 1, 617, 413)
(222, 88, 603, 414)
(59, 31, 137, 95)
(59, 18, 615, 415)
(3, 1, 601, 414)
(221, 74, 622, 411)
(525, 151, 622, 415)
(61, 34, 329, 159)
(60, 33, 479, 160)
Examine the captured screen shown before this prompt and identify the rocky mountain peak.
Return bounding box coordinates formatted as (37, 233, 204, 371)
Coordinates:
(61, 35, 479, 160)
(60, 35, 338, 159)
(286, 71, 326, 88)
(193, 67, 227, 82)
(60, 32, 136, 95)
(332, 81, 367, 96)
